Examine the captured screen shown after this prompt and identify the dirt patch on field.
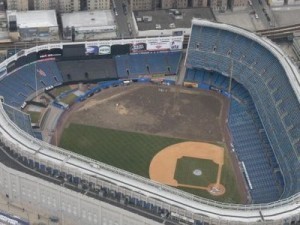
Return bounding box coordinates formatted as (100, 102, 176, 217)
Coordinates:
(149, 141, 225, 196)
(66, 84, 225, 142)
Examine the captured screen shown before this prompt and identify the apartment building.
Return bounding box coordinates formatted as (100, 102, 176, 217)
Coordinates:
(7, 0, 29, 11)
(131, 0, 153, 10)
(209, 0, 227, 11)
(161, 0, 188, 8)
(7, 0, 110, 12)
(33, 0, 59, 10)
(87, 0, 110, 10)
(191, 0, 208, 7)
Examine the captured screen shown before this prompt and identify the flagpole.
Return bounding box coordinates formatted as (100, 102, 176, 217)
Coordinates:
(35, 40, 38, 99)
(35, 62, 38, 99)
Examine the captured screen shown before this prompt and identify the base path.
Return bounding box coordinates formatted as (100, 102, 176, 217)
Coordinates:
(149, 141, 225, 195)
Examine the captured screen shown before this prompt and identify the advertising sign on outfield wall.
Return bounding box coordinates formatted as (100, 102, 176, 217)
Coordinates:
(85, 46, 99, 55)
(130, 43, 147, 53)
(170, 40, 183, 50)
(146, 39, 170, 51)
(85, 45, 111, 55)
(146, 39, 183, 51)
(38, 49, 63, 59)
(98, 45, 111, 55)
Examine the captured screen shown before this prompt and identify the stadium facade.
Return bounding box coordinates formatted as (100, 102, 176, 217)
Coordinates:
(0, 19, 299, 225)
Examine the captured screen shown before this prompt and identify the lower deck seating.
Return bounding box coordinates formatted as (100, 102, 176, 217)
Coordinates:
(0, 59, 63, 108)
(3, 103, 35, 137)
(185, 69, 283, 203)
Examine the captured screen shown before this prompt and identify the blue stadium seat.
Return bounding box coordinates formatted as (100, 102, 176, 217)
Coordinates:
(0, 59, 63, 108)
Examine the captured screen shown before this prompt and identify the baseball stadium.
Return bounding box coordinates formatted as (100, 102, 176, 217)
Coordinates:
(0, 19, 299, 225)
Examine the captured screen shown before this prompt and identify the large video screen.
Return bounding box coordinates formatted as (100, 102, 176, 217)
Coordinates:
(63, 44, 85, 57)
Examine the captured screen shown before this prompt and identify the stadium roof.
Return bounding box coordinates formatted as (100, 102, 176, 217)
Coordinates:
(134, 8, 215, 31)
(61, 10, 115, 29)
(15, 10, 58, 28)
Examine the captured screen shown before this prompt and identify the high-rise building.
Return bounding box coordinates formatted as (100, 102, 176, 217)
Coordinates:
(228, 0, 248, 10)
(33, 0, 59, 10)
(209, 0, 227, 11)
(87, 0, 110, 10)
(161, 0, 188, 9)
(131, 0, 153, 10)
(7, 0, 111, 12)
(7, 0, 29, 11)
(58, 0, 81, 12)
(191, 0, 208, 7)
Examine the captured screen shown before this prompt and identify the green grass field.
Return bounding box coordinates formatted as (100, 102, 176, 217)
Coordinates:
(27, 111, 41, 124)
(174, 157, 218, 187)
(59, 123, 242, 203)
(60, 123, 185, 178)
(60, 93, 77, 105)
(50, 85, 71, 97)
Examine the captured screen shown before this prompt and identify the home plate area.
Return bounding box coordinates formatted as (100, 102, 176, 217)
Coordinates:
(149, 141, 226, 196)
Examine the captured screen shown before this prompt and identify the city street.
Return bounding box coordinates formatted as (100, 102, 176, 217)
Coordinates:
(113, 0, 133, 38)
(251, 0, 277, 28)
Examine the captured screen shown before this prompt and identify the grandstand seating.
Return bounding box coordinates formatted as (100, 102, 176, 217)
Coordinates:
(2, 103, 35, 137)
(185, 69, 282, 202)
(0, 59, 63, 108)
(115, 51, 182, 77)
(186, 24, 300, 202)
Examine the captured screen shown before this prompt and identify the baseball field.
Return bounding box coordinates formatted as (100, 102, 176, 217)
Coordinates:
(58, 84, 244, 203)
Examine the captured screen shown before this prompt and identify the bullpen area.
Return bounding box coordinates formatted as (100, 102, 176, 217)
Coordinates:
(59, 84, 243, 203)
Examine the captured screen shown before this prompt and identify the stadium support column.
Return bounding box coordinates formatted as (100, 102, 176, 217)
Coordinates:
(228, 59, 233, 95)
(35, 62, 38, 99)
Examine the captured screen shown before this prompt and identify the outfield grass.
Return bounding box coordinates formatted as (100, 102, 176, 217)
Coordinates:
(59, 123, 242, 203)
(174, 157, 218, 187)
(50, 85, 71, 97)
(60, 123, 185, 178)
(27, 111, 41, 123)
(60, 93, 77, 105)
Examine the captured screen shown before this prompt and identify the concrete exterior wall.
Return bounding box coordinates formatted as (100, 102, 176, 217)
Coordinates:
(59, 0, 81, 12)
(161, 0, 188, 9)
(0, 163, 162, 225)
(137, 27, 190, 37)
(18, 26, 59, 41)
(231, 0, 248, 11)
(7, 0, 29, 10)
(33, 0, 59, 10)
(131, 0, 153, 11)
(210, 0, 227, 11)
(87, 0, 111, 10)
(269, 0, 284, 6)
(192, 0, 208, 7)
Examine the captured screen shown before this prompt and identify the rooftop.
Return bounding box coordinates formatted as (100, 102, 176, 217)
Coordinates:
(15, 10, 58, 28)
(134, 8, 215, 31)
(61, 10, 115, 28)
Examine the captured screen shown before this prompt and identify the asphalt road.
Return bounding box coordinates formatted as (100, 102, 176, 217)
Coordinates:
(113, 0, 133, 38)
(251, 0, 276, 28)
